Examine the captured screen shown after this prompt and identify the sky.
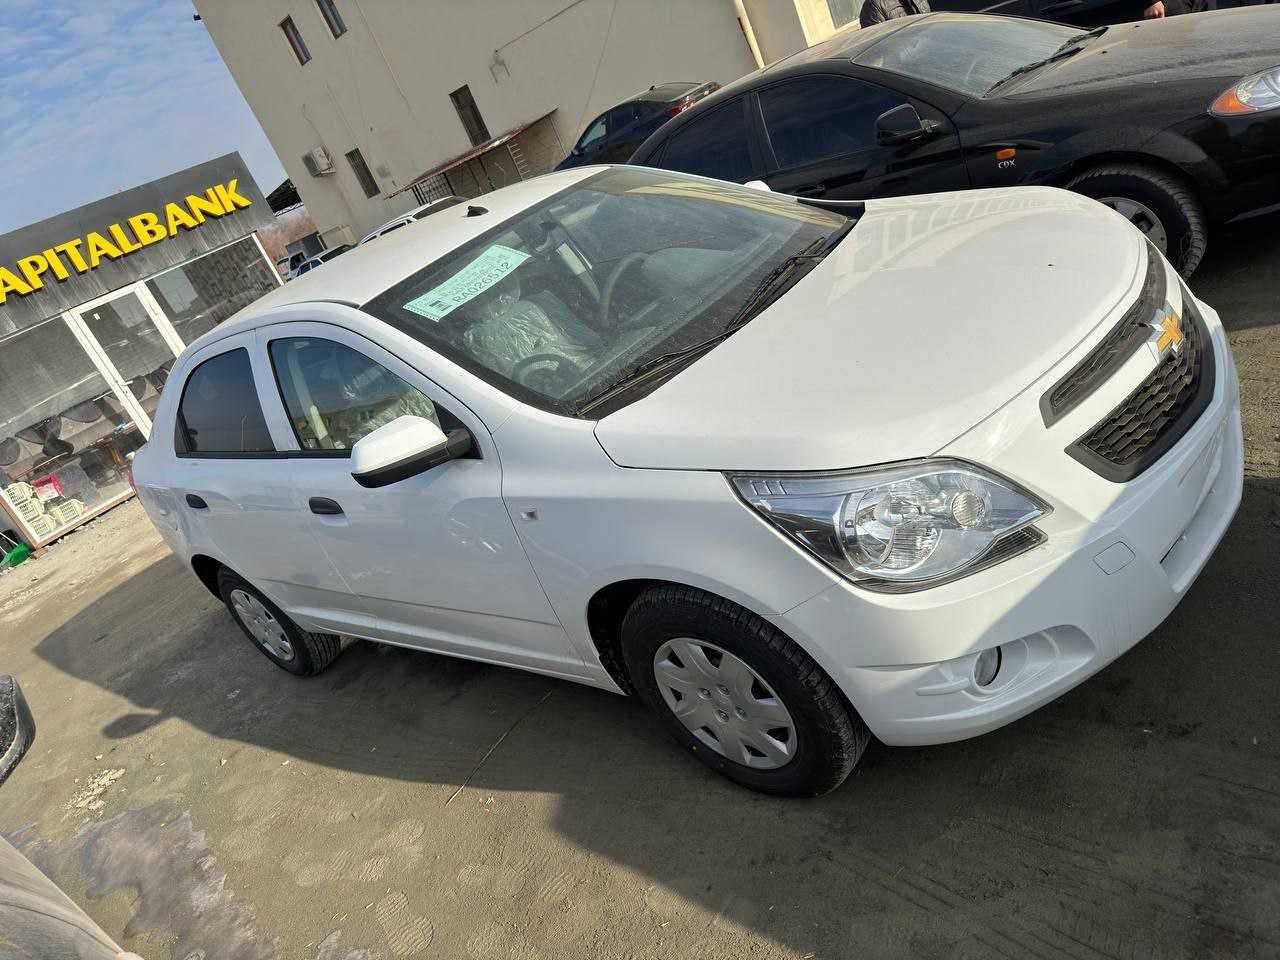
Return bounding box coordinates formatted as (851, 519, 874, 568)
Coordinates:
(0, 0, 287, 235)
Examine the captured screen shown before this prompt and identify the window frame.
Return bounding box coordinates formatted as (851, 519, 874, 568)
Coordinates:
(266, 335, 448, 458)
(753, 73, 907, 175)
(245, 320, 479, 462)
(653, 96, 763, 183)
(449, 85, 491, 147)
(174, 345, 279, 459)
(280, 16, 311, 66)
(315, 0, 347, 38)
(345, 148, 381, 198)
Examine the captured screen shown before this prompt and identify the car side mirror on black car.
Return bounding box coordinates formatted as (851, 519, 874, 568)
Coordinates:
(0, 675, 35, 788)
(876, 104, 937, 146)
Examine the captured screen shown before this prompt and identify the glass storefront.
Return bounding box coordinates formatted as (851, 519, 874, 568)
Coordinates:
(0, 236, 278, 549)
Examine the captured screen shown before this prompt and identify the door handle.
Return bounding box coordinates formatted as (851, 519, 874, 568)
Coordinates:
(308, 497, 344, 516)
(185, 494, 208, 509)
(794, 183, 827, 197)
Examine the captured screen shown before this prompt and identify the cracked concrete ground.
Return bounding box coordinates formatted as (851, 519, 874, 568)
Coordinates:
(1, 217, 1278, 959)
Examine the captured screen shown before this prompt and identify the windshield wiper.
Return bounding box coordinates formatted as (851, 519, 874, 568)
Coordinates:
(987, 26, 1106, 94)
(578, 222, 855, 416)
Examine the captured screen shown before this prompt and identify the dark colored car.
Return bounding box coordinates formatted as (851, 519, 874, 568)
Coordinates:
(629, 11, 1280, 274)
(556, 82, 720, 169)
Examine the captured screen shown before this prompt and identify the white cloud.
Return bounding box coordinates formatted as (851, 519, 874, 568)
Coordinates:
(0, 0, 286, 234)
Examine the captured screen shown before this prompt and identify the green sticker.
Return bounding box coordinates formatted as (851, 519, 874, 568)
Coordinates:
(403, 244, 530, 321)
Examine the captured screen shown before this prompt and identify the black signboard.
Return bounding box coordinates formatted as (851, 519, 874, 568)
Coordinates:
(0, 152, 272, 337)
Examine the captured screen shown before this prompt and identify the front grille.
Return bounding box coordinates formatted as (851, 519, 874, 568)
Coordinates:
(1067, 284, 1215, 482)
(1040, 242, 1164, 426)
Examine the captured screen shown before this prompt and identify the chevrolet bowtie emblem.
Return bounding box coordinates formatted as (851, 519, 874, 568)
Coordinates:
(1149, 309, 1185, 362)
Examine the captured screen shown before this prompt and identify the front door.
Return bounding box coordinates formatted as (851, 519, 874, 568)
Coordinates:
(756, 75, 969, 201)
(253, 320, 583, 679)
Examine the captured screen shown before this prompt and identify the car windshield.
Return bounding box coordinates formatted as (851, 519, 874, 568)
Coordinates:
(363, 168, 849, 415)
(856, 14, 1079, 97)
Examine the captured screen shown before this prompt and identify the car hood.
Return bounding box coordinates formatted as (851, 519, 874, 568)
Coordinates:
(593, 187, 1142, 472)
(1015, 9, 1280, 96)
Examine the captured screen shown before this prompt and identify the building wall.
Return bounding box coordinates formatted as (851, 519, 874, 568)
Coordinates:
(194, 0, 763, 243)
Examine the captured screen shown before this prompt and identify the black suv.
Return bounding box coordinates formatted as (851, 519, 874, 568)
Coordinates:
(556, 82, 719, 169)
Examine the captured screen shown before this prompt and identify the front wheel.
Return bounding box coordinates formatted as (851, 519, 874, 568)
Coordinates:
(621, 585, 869, 796)
(1067, 164, 1207, 276)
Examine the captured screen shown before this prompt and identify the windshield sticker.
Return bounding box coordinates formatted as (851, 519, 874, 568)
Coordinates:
(402, 244, 530, 321)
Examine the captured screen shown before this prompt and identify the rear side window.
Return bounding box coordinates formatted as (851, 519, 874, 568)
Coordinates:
(269, 338, 440, 452)
(177, 348, 275, 454)
(659, 100, 753, 182)
(758, 77, 902, 169)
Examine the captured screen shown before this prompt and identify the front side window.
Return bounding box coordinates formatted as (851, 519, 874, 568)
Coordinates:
(270, 338, 439, 452)
(178, 349, 274, 454)
(659, 100, 754, 182)
(856, 15, 1077, 97)
(760, 77, 903, 169)
(363, 168, 848, 415)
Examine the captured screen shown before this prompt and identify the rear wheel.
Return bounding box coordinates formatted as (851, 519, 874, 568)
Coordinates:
(1067, 164, 1207, 276)
(621, 585, 869, 796)
(217, 568, 341, 677)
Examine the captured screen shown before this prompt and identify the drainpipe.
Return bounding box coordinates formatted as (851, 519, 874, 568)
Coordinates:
(733, 0, 765, 69)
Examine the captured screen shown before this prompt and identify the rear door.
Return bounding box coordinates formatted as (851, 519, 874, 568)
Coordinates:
(755, 74, 968, 200)
(253, 319, 584, 679)
(171, 335, 361, 629)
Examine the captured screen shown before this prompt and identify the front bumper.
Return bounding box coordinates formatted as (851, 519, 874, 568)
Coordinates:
(774, 300, 1243, 746)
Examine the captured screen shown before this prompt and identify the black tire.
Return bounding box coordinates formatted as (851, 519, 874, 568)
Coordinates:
(620, 585, 869, 797)
(1067, 163, 1207, 276)
(216, 567, 341, 677)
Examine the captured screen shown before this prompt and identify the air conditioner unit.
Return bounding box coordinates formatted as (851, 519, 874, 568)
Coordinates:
(302, 146, 335, 177)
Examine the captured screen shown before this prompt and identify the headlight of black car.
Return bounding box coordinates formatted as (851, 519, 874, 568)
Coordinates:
(1211, 66, 1280, 116)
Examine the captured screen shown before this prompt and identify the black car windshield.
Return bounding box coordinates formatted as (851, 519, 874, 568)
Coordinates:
(856, 14, 1080, 98)
(363, 168, 849, 415)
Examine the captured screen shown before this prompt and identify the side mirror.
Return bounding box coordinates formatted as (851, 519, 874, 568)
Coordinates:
(0, 675, 35, 788)
(876, 103, 936, 145)
(742, 179, 772, 192)
(350, 416, 473, 489)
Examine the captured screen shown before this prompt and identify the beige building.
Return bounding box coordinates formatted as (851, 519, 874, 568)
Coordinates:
(194, 0, 859, 247)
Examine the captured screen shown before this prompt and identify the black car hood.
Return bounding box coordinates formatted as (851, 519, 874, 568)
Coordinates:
(1012, 8, 1280, 96)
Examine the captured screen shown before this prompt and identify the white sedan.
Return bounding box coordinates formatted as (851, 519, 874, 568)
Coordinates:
(131, 166, 1242, 796)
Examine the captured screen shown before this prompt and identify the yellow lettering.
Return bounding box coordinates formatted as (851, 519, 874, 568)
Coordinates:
(165, 202, 198, 235)
(42, 249, 70, 281)
(0, 267, 33, 303)
(129, 212, 167, 246)
(55, 239, 89, 273)
(214, 179, 253, 211)
(85, 231, 123, 268)
(108, 223, 142, 254)
(16, 254, 49, 290)
(185, 189, 225, 222)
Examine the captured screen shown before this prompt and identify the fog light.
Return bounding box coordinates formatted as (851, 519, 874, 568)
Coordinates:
(974, 646, 1001, 687)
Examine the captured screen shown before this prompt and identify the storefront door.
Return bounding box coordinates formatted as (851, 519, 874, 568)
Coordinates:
(0, 237, 281, 551)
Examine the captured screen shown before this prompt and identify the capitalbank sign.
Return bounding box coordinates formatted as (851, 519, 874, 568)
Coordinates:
(0, 152, 273, 337)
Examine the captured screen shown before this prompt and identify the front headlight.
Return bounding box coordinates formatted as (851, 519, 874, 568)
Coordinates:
(1210, 66, 1280, 116)
(730, 460, 1048, 592)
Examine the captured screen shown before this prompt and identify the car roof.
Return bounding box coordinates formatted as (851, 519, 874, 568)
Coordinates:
(636, 81, 703, 102)
(637, 16, 922, 140)
(360, 196, 459, 242)
(191, 166, 601, 350)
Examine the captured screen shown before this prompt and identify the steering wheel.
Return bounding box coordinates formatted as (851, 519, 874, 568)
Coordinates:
(511, 353, 583, 392)
(597, 252, 648, 329)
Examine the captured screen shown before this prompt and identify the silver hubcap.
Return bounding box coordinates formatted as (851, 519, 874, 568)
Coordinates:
(1098, 196, 1168, 253)
(653, 639, 797, 770)
(230, 589, 294, 660)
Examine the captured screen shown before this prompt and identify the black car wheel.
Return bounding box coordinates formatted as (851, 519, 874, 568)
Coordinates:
(620, 585, 870, 797)
(1068, 164, 1207, 276)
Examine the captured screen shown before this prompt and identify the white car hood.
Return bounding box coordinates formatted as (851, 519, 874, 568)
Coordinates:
(594, 187, 1143, 472)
